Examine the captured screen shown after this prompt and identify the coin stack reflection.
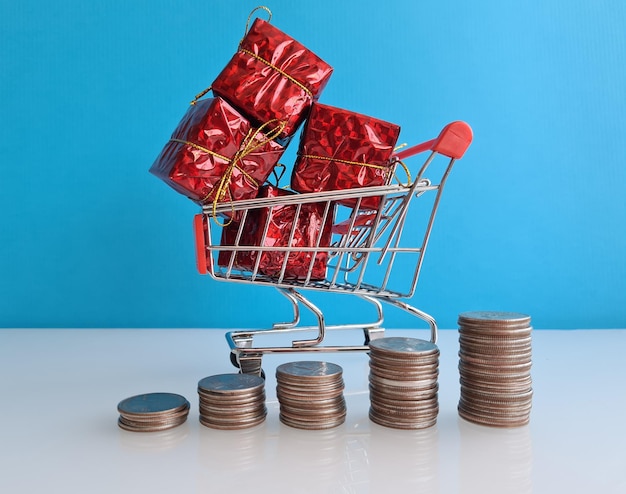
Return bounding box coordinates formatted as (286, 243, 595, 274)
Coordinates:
(368, 337, 440, 430)
(276, 361, 346, 430)
(457, 311, 533, 427)
(198, 373, 267, 430)
(117, 392, 190, 432)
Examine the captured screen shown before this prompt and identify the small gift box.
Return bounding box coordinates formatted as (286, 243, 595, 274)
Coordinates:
(211, 17, 333, 139)
(150, 97, 285, 209)
(290, 102, 401, 210)
(218, 185, 335, 280)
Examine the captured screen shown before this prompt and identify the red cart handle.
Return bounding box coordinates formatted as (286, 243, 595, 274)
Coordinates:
(194, 214, 209, 274)
(394, 121, 473, 161)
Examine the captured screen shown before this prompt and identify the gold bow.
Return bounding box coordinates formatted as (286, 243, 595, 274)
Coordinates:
(171, 118, 286, 225)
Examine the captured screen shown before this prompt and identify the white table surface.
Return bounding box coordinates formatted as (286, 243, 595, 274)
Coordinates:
(0, 328, 624, 493)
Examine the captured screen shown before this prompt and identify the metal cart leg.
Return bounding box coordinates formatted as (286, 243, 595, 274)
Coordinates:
(359, 295, 385, 344)
(376, 296, 438, 344)
(272, 287, 301, 330)
(289, 289, 325, 348)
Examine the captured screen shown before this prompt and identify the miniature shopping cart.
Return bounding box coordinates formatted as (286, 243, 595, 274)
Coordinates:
(194, 121, 472, 375)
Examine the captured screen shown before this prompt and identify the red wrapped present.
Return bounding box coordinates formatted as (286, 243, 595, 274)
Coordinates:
(216, 215, 254, 272)
(211, 17, 333, 139)
(150, 97, 285, 210)
(290, 102, 401, 210)
(217, 185, 335, 280)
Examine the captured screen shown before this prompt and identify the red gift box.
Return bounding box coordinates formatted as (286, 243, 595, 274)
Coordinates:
(211, 18, 333, 139)
(218, 185, 335, 280)
(290, 102, 401, 210)
(150, 97, 285, 209)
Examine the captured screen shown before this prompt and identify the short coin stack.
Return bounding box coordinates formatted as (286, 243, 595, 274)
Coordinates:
(198, 373, 267, 430)
(117, 392, 190, 432)
(276, 361, 346, 430)
(368, 337, 440, 430)
(457, 311, 533, 427)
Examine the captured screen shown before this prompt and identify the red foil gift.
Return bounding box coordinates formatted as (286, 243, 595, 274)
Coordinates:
(150, 97, 285, 208)
(218, 185, 335, 280)
(290, 103, 401, 210)
(211, 17, 333, 139)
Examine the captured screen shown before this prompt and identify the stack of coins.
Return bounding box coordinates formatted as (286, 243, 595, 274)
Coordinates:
(198, 373, 267, 430)
(276, 361, 346, 430)
(368, 337, 440, 430)
(117, 392, 190, 432)
(457, 311, 533, 427)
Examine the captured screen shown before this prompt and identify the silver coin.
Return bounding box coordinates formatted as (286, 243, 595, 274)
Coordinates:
(459, 360, 532, 375)
(370, 351, 440, 363)
(461, 352, 532, 364)
(459, 401, 533, 418)
(369, 369, 438, 381)
(280, 404, 346, 421)
(459, 337, 533, 350)
(279, 413, 346, 430)
(200, 413, 267, 430)
(459, 348, 532, 361)
(198, 393, 266, 408)
(460, 391, 533, 407)
(198, 374, 265, 394)
(459, 379, 533, 396)
(369, 337, 439, 356)
(370, 359, 439, 372)
(458, 405, 530, 428)
(118, 417, 188, 433)
(276, 361, 343, 379)
(459, 382, 532, 396)
(117, 393, 190, 416)
(458, 319, 532, 331)
(369, 408, 438, 430)
(459, 357, 533, 371)
(370, 396, 439, 412)
(458, 401, 532, 419)
(198, 412, 267, 425)
(459, 338, 533, 353)
(276, 394, 345, 408)
(369, 373, 439, 388)
(370, 386, 438, 401)
(458, 311, 531, 325)
(275, 379, 344, 391)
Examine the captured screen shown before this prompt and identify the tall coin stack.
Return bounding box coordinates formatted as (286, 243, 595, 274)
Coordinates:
(457, 311, 533, 427)
(198, 373, 267, 430)
(276, 361, 347, 430)
(368, 337, 440, 430)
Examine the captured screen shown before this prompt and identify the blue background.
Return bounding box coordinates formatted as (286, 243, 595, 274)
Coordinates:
(1, 0, 625, 330)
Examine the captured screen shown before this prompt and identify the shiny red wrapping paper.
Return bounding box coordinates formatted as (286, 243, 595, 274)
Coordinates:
(212, 18, 333, 139)
(218, 185, 335, 280)
(290, 103, 401, 210)
(150, 97, 285, 206)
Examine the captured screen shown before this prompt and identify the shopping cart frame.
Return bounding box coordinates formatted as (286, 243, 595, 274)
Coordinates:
(194, 121, 472, 375)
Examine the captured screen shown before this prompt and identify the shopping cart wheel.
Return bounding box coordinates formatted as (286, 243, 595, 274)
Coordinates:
(230, 351, 240, 369)
(230, 352, 266, 380)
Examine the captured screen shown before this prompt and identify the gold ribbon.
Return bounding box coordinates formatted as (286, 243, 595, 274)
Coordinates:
(391, 143, 412, 186)
(237, 47, 313, 98)
(298, 154, 386, 170)
(244, 6, 272, 36)
(299, 153, 412, 188)
(172, 118, 286, 225)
